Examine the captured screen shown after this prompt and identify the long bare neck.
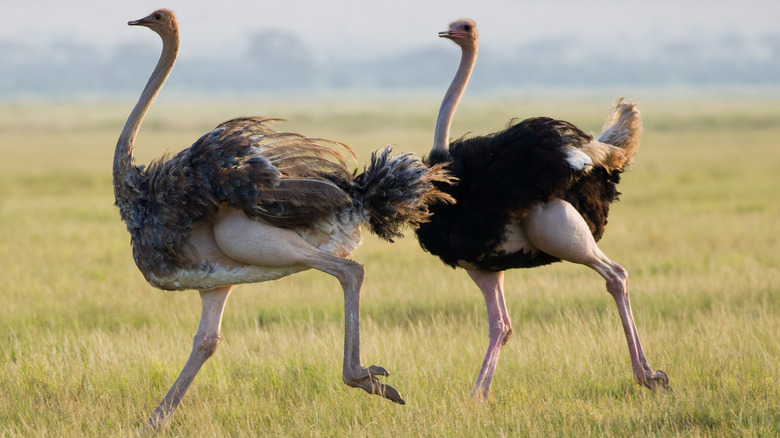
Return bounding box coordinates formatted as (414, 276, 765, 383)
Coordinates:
(432, 42, 477, 155)
(113, 31, 179, 185)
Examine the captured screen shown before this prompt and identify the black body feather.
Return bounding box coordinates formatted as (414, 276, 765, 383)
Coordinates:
(416, 117, 621, 271)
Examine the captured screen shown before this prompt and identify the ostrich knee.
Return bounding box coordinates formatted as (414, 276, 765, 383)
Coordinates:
(491, 318, 513, 346)
(502, 323, 513, 346)
(604, 263, 629, 298)
(193, 330, 221, 359)
(338, 260, 364, 293)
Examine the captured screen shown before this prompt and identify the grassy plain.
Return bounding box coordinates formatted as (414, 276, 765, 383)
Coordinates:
(0, 96, 779, 436)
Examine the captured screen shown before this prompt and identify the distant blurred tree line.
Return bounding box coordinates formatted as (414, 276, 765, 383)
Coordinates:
(1, 30, 779, 98)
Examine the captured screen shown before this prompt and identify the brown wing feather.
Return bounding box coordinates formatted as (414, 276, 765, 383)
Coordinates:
(249, 178, 353, 227)
(215, 117, 356, 227)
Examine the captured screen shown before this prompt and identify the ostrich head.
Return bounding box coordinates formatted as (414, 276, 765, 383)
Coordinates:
(128, 9, 179, 39)
(439, 19, 478, 49)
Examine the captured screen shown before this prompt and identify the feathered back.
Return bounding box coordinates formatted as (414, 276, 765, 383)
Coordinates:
(443, 117, 591, 216)
(353, 147, 455, 242)
(216, 117, 355, 227)
(119, 116, 356, 279)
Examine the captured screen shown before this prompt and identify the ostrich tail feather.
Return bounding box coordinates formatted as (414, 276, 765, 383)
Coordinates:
(353, 147, 455, 242)
(597, 98, 642, 168)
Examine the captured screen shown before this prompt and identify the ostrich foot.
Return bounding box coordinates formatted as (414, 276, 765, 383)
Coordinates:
(344, 365, 405, 404)
(146, 406, 175, 431)
(470, 385, 490, 402)
(638, 369, 670, 391)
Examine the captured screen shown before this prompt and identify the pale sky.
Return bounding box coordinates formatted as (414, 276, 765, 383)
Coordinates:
(2, 0, 780, 59)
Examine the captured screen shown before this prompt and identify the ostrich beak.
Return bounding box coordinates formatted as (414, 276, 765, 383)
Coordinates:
(128, 16, 154, 26)
(438, 31, 452, 38)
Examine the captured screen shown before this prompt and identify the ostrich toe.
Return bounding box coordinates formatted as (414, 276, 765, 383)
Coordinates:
(639, 369, 669, 391)
(649, 369, 670, 390)
(367, 365, 390, 377)
(344, 365, 405, 404)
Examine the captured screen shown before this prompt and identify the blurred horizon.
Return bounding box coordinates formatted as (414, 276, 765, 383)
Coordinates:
(1, 0, 779, 99)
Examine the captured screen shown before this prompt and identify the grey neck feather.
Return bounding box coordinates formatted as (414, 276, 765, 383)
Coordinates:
(113, 31, 179, 185)
(432, 43, 477, 155)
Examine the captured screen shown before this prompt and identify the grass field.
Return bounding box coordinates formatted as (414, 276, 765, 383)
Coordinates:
(0, 96, 779, 436)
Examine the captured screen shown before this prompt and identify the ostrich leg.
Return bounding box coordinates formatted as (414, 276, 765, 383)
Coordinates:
(148, 285, 234, 429)
(303, 252, 404, 403)
(212, 207, 404, 403)
(594, 262, 668, 388)
(523, 198, 668, 389)
(467, 270, 512, 399)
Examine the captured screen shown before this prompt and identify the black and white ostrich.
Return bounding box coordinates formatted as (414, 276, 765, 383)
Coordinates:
(114, 10, 451, 428)
(415, 19, 668, 399)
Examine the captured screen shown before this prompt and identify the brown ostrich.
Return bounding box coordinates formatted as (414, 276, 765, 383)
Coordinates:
(415, 18, 668, 399)
(115, 9, 451, 428)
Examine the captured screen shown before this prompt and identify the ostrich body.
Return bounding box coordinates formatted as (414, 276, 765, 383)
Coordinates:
(415, 19, 668, 398)
(115, 10, 451, 428)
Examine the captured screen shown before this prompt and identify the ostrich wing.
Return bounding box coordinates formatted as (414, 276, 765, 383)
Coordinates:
(214, 117, 356, 227)
(131, 117, 355, 278)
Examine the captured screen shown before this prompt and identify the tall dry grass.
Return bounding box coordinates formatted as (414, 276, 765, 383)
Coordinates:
(0, 97, 778, 436)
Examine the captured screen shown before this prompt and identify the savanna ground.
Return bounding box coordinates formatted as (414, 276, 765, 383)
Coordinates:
(0, 95, 778, 436)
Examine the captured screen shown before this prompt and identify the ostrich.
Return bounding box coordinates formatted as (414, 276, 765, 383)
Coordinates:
(115, 10, 451, 428)
(415, 19, 668, 399)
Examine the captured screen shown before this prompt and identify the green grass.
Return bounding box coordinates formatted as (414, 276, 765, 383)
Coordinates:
(1, 96, 779, 436)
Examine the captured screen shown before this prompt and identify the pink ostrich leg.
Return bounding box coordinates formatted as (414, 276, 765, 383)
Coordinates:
(468, 270, 512, 399)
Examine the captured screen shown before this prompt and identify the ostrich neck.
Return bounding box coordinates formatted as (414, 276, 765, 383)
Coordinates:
(432, 43, 477, 155)
(113, 32, 179, 188)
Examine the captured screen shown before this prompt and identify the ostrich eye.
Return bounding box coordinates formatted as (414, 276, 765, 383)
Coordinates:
(154, 13, 162, 20)
(463, 25, 472, 32)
